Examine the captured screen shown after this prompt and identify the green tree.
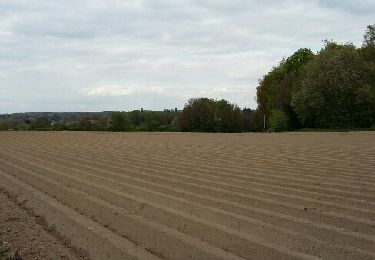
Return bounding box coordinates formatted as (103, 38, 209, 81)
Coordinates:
(0, 120, 9, 131)
(214, 99, 244, 132)
(256, 48, 314, 129)
(52, 122, 67, 131)
(177, 98, 244, 132)
(15, 122, 29, 131)
(177, 98, 216, 132)
(111, 112, 132, 131)
(269, 110, 289, 132)
(292, 41, 374, 128)
(129, 110, 146, 126)
(30, 116, 50, 130)
(363, 24, 375, 47)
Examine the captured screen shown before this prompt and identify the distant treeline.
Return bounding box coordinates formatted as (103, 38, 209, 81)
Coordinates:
(0, 105, 254, 132)
(1, 25, 374, 133)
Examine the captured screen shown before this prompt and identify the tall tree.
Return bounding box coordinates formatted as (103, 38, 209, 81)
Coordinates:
(363, 24, 375, 47)
(255, 48, 314, 129)
(292, 41, 375, 128)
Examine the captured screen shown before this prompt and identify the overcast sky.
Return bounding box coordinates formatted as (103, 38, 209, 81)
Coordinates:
(0, 0, 373, 113)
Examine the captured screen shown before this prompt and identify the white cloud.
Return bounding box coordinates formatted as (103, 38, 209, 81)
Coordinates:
(83, 85, 135, 97)
(81, 85, 164, 97)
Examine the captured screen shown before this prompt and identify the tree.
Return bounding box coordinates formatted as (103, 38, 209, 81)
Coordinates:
(177, 98, 215, 132)
(78, 117, 91, 131)
(255, 48, 314, 130)
(129, 110, 146, 126)
(363, 24, 375, 47)
(30, 116, 50, 130)
(52, 122, 67, 131)
(0, 120, 9, 131)
(177, 98, 244, 132)
(111, 112, 133, 131)
(269, 110, 289, 132)
(15, 122, 29, 131)
(214, 99, 244, 132)
(292, 41, 374, 128)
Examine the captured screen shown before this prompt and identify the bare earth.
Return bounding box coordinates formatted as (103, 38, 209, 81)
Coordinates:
(0, 132, 374, 260)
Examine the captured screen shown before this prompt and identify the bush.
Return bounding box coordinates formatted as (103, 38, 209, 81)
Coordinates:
(0, 121, 8, 131)
(15, 123, 29, 131)
(269, 110, 289, 132)
(52, 122, 67, 131)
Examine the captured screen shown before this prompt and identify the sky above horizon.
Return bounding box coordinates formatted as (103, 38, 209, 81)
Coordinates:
(0, 0, 374, 113)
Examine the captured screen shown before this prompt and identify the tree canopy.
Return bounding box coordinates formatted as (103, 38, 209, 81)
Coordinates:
(177, 98, 244, 132)
(255, 24, 375, 130)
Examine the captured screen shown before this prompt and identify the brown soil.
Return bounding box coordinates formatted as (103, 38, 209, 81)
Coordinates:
(0, 187, 87, 260)
(0, 131, 374, 259)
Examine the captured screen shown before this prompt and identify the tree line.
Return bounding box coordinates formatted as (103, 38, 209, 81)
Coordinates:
(0, 105, 254, 132)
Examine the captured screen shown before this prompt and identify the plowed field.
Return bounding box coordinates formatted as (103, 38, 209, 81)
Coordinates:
(0, 131, 374, 260)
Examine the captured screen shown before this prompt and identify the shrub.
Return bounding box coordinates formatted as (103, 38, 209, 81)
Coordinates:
(269, 110, 289, 132)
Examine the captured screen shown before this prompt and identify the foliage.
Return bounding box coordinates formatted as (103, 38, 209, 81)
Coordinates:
(256, 48, 314, 130)
(52, 122, 67, 131)
(255, 24, 375, 130)
(268, 110, 288, 132)
(15, 123, 29, 131)
(177, 98, 244, 132)
(242, 108, 254, 131)
(129, 109, 178, 132)
(292, 41, 375, 128)
(30, 116, 50, 130)
(178, 98, 216, 132)
(0, 119, 22, 131)
(363, 24, 375, 47)
(111, 112, 133, 132)
(0, 121, 8, 131)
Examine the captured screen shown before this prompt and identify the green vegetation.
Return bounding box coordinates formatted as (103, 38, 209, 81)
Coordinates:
(111, 112, 132, 131)
(268, 110, 289, 132)
(177, 98, 245, 132)
(255, 24, 375, 131)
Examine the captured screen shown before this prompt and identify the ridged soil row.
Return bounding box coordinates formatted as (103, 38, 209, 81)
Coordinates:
(1, 149, 375, 259)
(2, 147, 374, 249)
(118, 145, 375, 182)
(54, 143, 375, 210)
(0, 156, 309, 260)
(6, 142, 375, 236)
(1, 153, 374, 260)
(87, 148, 375, 195)
(5, 138, 375, 216)
(17, 137, 375, 200)
(7, 133, 375, 183)
(9, 136, 373, 213)
(0, 169, 161, 260)
(13, 135, 375, 185)
(2, 143, 375, 246)
(85, 139, 375, 179)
